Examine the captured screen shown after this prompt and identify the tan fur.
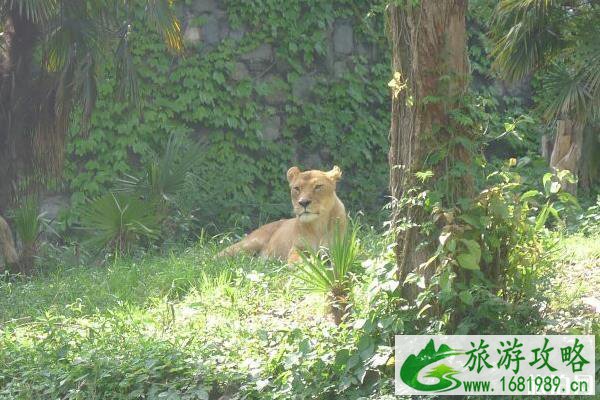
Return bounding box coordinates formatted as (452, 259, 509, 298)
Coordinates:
(220, 166, 347, 263)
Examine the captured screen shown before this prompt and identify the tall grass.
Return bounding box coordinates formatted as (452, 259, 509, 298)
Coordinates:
(12, 198, 44, 273)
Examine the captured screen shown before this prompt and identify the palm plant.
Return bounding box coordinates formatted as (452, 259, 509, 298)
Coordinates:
(0, 0, 182, 209)
(295, 223, 361, 325)
(80, 193, 159, 256)
(489, 0, 600, 189)
(0, 0, 182, 268)
(0, 197, 52, 274)
(491, 0, 600, 120)
(117, 133, 203, 211)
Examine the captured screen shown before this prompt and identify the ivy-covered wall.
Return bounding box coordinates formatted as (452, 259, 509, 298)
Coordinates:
(64, 0, 390, 229)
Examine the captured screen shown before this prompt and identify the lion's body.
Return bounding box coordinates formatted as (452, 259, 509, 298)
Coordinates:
(220, 166, 347, 263)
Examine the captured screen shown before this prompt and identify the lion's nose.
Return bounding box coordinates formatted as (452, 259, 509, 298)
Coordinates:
(298, 198, 311, 208)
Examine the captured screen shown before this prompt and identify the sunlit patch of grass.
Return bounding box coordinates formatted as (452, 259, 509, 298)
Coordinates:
(0, 240, 344, 398)
(552, 233, 600, 299)
(543, 232, 600, 337)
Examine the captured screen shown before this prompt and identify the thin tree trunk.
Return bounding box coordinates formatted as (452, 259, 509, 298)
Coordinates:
(550, 119, 582, 194)
(388, 1, 472, 302)
(578, 124, 600, 192)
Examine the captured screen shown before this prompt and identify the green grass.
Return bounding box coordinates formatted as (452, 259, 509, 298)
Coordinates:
(0, 239, 364, 399)
(0, 230, 598, 399)
(545, 232, 600, 330)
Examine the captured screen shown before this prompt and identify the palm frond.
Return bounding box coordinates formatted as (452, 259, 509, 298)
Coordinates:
(296, 250, 334, 293)
(490, 0, 565, 81)
(10, 0, 56, 24)
(114, 25, 139, 105)
(540, 63, 592, 121)
(117, 133, 203, 205)
(145, 0, 183, 53)
(329, 222, 361, 281)
(80, 193, 159, 254)
(295, 222, 361, 294)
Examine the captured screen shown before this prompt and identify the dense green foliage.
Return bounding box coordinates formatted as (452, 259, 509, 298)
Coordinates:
(0, 1, 598, 399)
(64, 0, 390, 231)
(0, 0, 181, 207)
(0, 228, 597, 399)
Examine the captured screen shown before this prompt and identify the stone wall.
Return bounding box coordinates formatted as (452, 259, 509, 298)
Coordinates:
(51, 1, 390, 227)
(180, 0, 381, 157)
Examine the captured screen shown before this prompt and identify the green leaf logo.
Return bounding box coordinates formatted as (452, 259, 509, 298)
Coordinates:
(400, 339, 463, 392)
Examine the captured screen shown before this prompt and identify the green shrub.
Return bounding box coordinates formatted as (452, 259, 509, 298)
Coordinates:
(384, 166, 580, 334)
(11, 198, 46, 274)
(578, 196, 600, 235)
(80, 193, 159, 256)
(117, 133, 202, 209)
(296, 223, 361, 325)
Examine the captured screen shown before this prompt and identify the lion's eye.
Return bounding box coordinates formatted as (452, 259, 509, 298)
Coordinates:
(315, 184, 324, 191)
(293, 186, 300, 192)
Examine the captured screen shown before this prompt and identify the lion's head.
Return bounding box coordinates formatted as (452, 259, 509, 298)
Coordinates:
(286, 166, 342, 223)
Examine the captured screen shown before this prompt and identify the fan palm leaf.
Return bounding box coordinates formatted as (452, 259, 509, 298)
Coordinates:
(12, 197, 42, 247)
(295, 222, 361, 294)
(4, 0, 56, 24)
(117, 133, 203, 205)
(490, 0, 564, 81)
(80, 192, 159, 254)
(491, 0, 600, 124)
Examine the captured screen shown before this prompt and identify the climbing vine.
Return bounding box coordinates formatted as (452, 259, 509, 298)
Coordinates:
(64, 0, 390, 229)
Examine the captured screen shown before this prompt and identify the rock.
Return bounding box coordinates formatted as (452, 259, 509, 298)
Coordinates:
(202, 18, 220, 45)
(40, 194, 69, 221)
(357, 41, 372, 59)
(231, 62, 250, 81)
(191, 0, 218, 13)
(292, 75, 316, 101)
(260, 75, 288, 105)
(241, 43, 273, 62)
(302, 152, 323, 169)
(333, 61, 347, 78)
(261, 116, 282, 141)
(241, 43, 273, 73)
(333, 20, 353, 54)
(229, 28, 245, 42)
(183, 26, 201, 45)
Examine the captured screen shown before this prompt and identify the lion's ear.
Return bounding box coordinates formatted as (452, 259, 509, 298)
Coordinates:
(327, 165, 342, 181)
(287, 166, 301, 183)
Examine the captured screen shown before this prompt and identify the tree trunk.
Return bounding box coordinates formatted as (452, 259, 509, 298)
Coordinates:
(578, 124, 600, 192)
(549, 120, 582, 194)
(540, 134, 553, 162)
(0, 10, 38, 211)
(388, 1, 472, 302)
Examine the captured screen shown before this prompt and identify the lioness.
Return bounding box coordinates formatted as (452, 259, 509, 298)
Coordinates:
(220, 166, 347, 263)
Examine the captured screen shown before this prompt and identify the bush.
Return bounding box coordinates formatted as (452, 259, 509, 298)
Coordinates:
(80, 193, 159, 256)
(11, 198, 47, 274)
(296, 223, 361, 325)
(578, 196, 600, 235)
(368, 166, 580, 335)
